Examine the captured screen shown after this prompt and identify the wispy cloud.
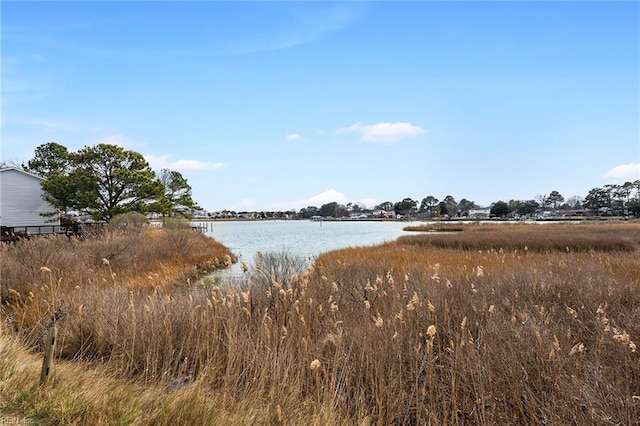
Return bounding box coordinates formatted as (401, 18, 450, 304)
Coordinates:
(1, 56, 53, 100)
(222, 4, 365, 55)
(604, 163, 640, 181)
(5, 5, 365, 60)
(285, 133, 306, 143)
(2, 115, 79, 132)
(144, 154, 226, 172)
(341, 121, 426, 143)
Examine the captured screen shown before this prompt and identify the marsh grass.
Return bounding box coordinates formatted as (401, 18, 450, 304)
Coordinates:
(400, 222, 640, 252)
(1, 222, 639, 424)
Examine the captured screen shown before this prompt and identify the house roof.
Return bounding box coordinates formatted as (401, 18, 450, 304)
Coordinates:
(0, 167, 45, 181)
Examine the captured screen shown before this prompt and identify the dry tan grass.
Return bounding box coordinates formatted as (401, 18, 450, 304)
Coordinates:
(1, 222, 639, 424)
(399, 222, 640, 252)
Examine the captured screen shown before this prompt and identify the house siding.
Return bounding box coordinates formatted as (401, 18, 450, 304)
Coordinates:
(0, 168, 58, 227)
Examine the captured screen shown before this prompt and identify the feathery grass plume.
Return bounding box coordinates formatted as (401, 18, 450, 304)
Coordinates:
(565, 305, 578, 319)
(427, 325, 437, 338)
(569, 342, 585, 356)
(310, 359, 321, 371)
(613, 331, 630, 345)
(373, 313, 384, 329)
(40, 266, 52, 273)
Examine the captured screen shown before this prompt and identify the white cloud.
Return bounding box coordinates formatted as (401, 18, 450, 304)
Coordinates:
(341, 121, 426, 143)
(604, 163, 640, 181)
(285, 133, 305, 142)
(309, 189, 350, 205)
(144, 154, 226, 172)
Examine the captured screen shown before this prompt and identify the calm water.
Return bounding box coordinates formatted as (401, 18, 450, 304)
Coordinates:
(203, 220, 414, 277)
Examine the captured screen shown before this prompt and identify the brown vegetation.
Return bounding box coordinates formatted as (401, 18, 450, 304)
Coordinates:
(1, 222, 639, 425)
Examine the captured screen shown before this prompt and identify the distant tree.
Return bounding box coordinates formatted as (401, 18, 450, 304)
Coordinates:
(437, 201, 449, 216)
(155, 169, 200, 218)
(375, 201, 394, 212)
(634, 180, 640, 199)
(611, 182, 634, 213)
(298, 206, 319, 219)
(490, 201, 510, 217)
(583, 187, 611, 213)
(419, 196, 439, 215)
(566, 195, 584, 210)
(535, 194, 548, 212)
(546, 191, 565, 211)
(394, 198, 417, 216)
(518, 200, 539, 215)
(318, 202, 339, 217)
(631, 181, 640, 216)
(336, 204, 349, 217)
(457, 198, 477, 215)
(508, 199, 522, 213)
(443, 195, 458, 216)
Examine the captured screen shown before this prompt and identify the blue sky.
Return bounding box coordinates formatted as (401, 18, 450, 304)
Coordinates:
(2, 1, 639, 212)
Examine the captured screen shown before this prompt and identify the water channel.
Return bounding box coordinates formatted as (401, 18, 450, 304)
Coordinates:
(202, 220, 414, 278)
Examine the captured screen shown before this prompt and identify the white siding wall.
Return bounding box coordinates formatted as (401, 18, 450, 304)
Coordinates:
(0, 169, 58, 227)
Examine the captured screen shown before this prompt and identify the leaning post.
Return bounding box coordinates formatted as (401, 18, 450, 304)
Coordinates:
(40, 323, 57, 385)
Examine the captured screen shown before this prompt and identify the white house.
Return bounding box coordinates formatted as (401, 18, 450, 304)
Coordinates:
(0, 167, 59, 228)
(468, 208, 491, 218)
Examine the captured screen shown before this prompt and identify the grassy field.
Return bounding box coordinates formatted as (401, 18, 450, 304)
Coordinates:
(1, 221, 638, 425)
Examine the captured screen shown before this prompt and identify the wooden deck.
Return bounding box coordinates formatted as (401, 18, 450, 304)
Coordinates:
(0, 221, 102, 242)
(1, 225, 66, 242)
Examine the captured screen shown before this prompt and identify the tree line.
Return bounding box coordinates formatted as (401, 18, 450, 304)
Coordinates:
(7, 142, 640, 222)
(231, 186, 640, 220)
(216, 183, 640, 220)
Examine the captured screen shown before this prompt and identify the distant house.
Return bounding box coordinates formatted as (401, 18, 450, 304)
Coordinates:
(469, 208, 491, 218)
(0, 167, 58, 228)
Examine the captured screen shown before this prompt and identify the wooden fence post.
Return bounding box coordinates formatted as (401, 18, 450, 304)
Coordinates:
(40, 324, 57, 385)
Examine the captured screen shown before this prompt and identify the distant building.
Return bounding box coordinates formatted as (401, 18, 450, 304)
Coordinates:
(0, 167, 59, 228)
(468, 208, 491, 218)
